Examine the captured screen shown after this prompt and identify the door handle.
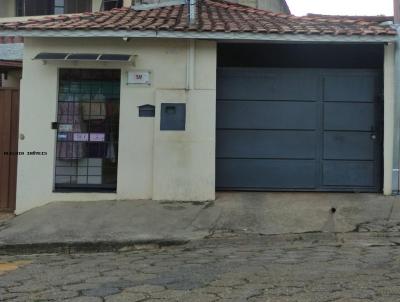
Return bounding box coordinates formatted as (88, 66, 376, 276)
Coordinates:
(51, 122, 59, 130)
(370, 126, 377, 140)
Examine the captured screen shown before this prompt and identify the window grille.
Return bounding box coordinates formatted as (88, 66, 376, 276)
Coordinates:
(102, 0, 124, 10)
(55, 69, 120, 192)
(16, 0, 91, 16)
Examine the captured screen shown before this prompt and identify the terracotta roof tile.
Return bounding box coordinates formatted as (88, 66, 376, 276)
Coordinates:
(0, 60, 22, 68)
(0, 0, 396, 36)
(307, 14, 394, 23)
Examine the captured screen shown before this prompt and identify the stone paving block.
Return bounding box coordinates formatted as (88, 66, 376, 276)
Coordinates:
(31, 289, 79, 300)
(84, 276, 121, 284)
(8, 282, 48, 293)
(150, 289, 188, 299)
(125, 285, 165, 293)
(375, 286, 400, 296)
(62, 283, 100, 292)
(178, 293, 218, 302)
(82, 287, 121, 297)
(4, 296, 31, 302)
(0, 292, 19, 300)
(105, 292, 147, 302)
(64, 297, 103, 302)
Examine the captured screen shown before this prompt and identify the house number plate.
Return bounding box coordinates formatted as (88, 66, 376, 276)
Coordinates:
(127, 71, 151, 85)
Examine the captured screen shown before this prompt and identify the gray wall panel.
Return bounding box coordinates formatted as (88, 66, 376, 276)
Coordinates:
(216, 159, 317, 188)
(217, 69, 319, 101)
(217, 101, 317, 130)
(324, 102, 374, 131)
(324, 75, 377, 102)
(323, 161, 375, 187)
(216, 130, 317, 159)
(324, 132, 374, 160)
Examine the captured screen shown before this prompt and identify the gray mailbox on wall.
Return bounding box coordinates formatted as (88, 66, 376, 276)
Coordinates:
(160, 103, 186, 131)
(138, 104, 155, 117)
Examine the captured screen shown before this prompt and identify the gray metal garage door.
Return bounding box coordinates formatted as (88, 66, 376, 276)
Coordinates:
(216, 68, 382, 192)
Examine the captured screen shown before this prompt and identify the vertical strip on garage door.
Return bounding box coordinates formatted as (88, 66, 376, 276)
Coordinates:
(321, 71, 382, 190)
(216, 68, 382, 192)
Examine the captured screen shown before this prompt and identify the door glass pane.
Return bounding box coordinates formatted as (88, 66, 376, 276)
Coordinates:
(55, 69, 120, 191)
(54, 0, 64, 14)
(64, 0, 92, 13)
(22, 0, 54, 16)
(16, 0, 24, 16)
(103, 0, 123, 10)
(16, 0, 91, 15)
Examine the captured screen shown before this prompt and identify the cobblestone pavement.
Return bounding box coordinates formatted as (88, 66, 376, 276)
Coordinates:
(1, 232, 400, 302)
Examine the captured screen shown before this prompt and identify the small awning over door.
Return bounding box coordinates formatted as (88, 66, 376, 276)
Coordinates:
(33, 53, 134, 63)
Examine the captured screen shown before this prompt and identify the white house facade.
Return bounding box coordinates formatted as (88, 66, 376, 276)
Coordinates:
(0, 0, 397, 213)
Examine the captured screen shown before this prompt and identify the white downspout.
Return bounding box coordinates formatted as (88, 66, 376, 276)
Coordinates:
(189, 0, 196, 24)
(186, 0, 196, 90)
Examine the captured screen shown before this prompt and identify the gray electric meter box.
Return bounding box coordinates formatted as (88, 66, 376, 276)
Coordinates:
(160, 103, 186, 131)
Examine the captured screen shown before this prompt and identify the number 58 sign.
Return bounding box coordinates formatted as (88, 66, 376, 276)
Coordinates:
(127, 70, 151, 85)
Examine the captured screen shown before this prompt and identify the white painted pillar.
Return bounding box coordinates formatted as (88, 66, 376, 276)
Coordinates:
(0, 0, 15, 18)
(123, 0, 132, 7)
(384, 42, 396, 195)
(92, 0, 103, 11)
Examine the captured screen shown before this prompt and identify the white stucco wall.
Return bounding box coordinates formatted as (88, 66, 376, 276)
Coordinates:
(0, 0, 15, 18)
(91, 0, 103, 11)
(123, 0, 133, 7)
(228, 0, 289, 12)
(16, 36, 394, 213)
(16, 37, 217, 213)
(1, 70, 21, 88)
(257, 0, 289, 12)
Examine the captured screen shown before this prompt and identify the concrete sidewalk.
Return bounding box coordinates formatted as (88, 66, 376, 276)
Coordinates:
(0, 193, 399, 251)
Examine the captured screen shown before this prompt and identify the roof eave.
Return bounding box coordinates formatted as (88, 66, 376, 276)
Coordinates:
(0, 60, 22, 69)
(0, 30, 396, 43)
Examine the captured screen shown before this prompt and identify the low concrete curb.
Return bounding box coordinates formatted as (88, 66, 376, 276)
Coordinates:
(2, 230, 400, 255)
(0, 239, 189, 255)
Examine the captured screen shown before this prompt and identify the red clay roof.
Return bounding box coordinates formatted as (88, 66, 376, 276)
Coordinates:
(0, 60, 22, 68)
(0, 0, 396, 36)
(307, 14, 394, 23)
